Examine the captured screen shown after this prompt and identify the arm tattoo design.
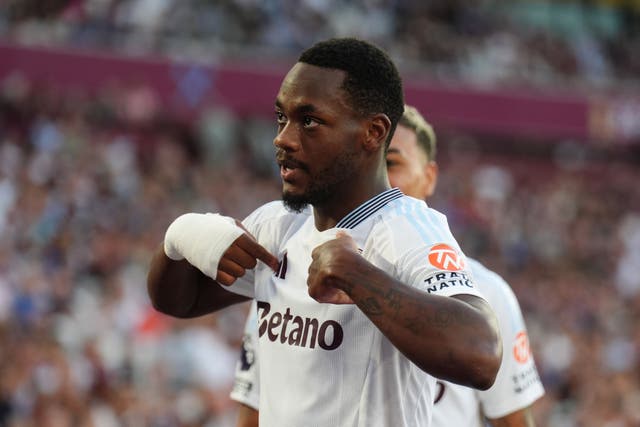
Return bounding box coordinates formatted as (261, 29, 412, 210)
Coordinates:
(360, 297, 383, 315)
(384, 288, 403, 317)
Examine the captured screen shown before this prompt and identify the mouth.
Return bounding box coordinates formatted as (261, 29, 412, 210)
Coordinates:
(276, 155, 307, 180)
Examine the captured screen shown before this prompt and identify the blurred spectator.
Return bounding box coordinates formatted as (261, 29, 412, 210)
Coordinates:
(0, 74, 281, 426)
(0, 67, 639, 425)
(1, 1, 640, 90)
(0, 2, 640, 424)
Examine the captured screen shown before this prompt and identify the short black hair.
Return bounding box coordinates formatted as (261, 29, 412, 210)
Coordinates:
(298, 38, 404, 147)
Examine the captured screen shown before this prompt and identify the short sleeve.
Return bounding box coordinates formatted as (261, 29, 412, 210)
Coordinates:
(363, 206, 485, 299)
(230, 301, 260, 409)
(397, 243, 484, 298)
(474, 264, 545, 418)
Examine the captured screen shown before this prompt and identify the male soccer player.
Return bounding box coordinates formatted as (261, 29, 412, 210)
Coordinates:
(147, 38, 502, 426)
(231, 106, 545, 426)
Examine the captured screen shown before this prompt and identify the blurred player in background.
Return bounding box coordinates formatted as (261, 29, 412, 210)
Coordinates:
(231, 105, 544, 427)
(148, 38, 501, 426)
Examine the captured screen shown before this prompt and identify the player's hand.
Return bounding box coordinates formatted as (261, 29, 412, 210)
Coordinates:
(216, 222, 279, 286)
(307, 231, 358, 304)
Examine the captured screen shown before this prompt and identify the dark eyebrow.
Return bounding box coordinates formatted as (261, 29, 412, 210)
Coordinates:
(274, 100, 318, 115)
(386, 147, 402, 155)
(296, 104, 317, 114)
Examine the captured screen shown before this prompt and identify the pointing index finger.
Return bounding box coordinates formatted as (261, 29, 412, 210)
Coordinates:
(236, 234, 279, 272)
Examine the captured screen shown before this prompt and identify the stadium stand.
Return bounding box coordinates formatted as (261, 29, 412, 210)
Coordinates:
(0, 1, 639, 425)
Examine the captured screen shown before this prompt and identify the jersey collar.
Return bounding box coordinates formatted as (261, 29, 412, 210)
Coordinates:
(335, 188, 403, 229)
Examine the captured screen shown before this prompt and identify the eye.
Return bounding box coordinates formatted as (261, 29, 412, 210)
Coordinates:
(302, 116, 319, 128)
(386, 156, 400, 167)
(275, 111, 287, 125)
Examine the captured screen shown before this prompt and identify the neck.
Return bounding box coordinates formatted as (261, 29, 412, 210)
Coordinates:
(312, 173, 390, 231)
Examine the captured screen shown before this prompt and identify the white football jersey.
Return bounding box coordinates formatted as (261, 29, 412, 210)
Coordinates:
(231, 259, 545, 426)
(226, 189, 485, 427)
(430, 258, 545, 426)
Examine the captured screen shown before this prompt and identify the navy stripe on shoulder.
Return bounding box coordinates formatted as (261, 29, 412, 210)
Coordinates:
(336, 188, 403, 229)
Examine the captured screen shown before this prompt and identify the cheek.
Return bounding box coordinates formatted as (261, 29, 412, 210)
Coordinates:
(389, 168, 425, 196)
(388, 169, 411, 187)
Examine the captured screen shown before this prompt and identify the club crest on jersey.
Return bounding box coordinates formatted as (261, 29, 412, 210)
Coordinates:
(275, 252, 287, 279)
(428, 243, 465, 271)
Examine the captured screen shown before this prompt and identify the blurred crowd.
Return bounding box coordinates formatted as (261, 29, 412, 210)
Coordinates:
(1, 1, 640, 426)
(0, 74, 281, 426)
(1, 0, 640, 91)
(433, 142, 640, 426)
(0, 69, 639, 426)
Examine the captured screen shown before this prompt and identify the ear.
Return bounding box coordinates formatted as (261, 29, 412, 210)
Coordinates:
(362, 113, 392, 152)
(424, 161, 438, 198)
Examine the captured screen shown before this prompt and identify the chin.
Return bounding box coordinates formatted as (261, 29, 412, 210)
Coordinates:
(282, 190, 309, 213)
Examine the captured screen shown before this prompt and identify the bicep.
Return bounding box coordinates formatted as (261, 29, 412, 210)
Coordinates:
(451, 294, 498, 321)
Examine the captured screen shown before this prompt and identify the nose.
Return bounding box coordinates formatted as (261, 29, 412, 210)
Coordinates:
(273, 122, 300, 152)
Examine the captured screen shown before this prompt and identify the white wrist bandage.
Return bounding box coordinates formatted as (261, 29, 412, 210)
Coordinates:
(163, 213, 244, 279)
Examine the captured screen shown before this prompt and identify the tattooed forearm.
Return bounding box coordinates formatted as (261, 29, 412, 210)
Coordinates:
(404, 309, 448, 332)
(433, 307, 453, 327)
(403, 316, 425, 335)
(403, 306, 453, 336)
(360, 297, 383, 315)
(384, 288, 403, 315)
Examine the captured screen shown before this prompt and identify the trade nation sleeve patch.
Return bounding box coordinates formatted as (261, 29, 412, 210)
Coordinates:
(427, 243, 466, 271)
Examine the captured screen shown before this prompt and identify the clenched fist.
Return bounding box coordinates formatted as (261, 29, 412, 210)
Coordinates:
(307, 232, 359, 304)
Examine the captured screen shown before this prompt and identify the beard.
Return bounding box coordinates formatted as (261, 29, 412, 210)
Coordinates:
(282, 149, 358, 213)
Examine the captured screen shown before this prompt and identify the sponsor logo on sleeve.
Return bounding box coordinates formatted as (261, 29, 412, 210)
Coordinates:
(232, 334, 256, 397)
(513, 331, 531, 364)
(422, 271, 474, 294)
(511, 365, 542, 394)
(239, 333, 255, 371)
(510, 332, 543, 394)
(428, 244, 465, 271)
